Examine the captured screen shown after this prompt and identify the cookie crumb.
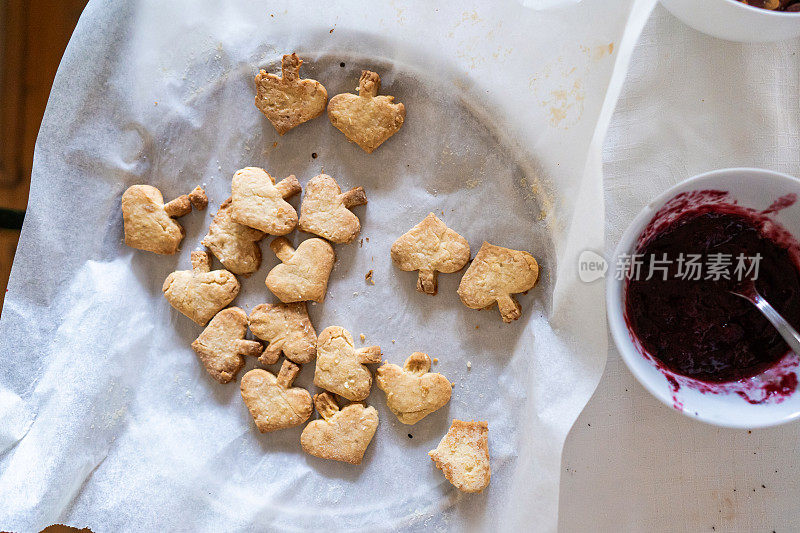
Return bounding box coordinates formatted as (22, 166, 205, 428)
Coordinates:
(360, 333, 366, 342)
(466, 361, 472, 370)
(365, 270, 375, 284)
(273, 142, 278, 148)
(359, 238, 363, 247)
(433, 358, 439, 364)
(392, 339, 396, 344)
(366, 237, 370, 242)
(475, 325, 479, 329)
(353, 291, 359, 296)
(189, 186, 208, 210)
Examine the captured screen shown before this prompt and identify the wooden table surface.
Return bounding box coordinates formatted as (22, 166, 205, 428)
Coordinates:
(0, 0, 87, 314)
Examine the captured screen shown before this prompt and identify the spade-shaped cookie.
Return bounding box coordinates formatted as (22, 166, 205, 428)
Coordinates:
(314, 326, 381, 401)
(300, 392, 379, 465)
(328, 70, 405, 153)
(162, 251, 240, 325)
(240, 360, 313, 432)
(122, 184, 193, 255)
(202, 198, 266, 276)
(191, 307, 263, 384)
(391, 213, 471, 295)
(248, 302, 317, 366)
(255, 52, 328, 135)
(298, 174, 368, 244)
(457, 241, 539, 323)
(376, 352, 452, 425)
(265, 237, 335, 303)
(230, 167, 302, 235)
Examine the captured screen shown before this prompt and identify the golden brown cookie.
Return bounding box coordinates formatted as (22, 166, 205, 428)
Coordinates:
(202, 198, 266, 276)
(240, 360, 313, 432)
(265, 237, 335, 303)
(314, 326, 381, 401)
(188, 186, 208, 210)
(376, 352, 452, 424)
(328, 70, 405, 153)
(429, 420, 490, 493)
(162, 251, 240, 326)
(230, 167, 302, 235)
(300, 392, 379, 465)
(457, 241, 539, 323)
(298, 174, 368, 244)
(122, 184, 193, 254)
(255, 53, 328, 135)
(391, 213, 471, 295)
(248, 302, 317, 366)
(190, 307, 263, 384)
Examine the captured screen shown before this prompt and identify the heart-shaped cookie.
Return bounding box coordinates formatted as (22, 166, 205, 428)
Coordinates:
(255, 53, 328, 135)
(122, 184, 193, 255)
(202, 198, 266, 276)
(376, 352, 452, 424)
(429, 419, 491, 493)
(328, 70, 405, 153)
(298, 174, 368, 244)
(230, 167, 301, 235)
(314, 326, 381, 401)
(265, 237, 335, 303)
(162, 251, 240, 325)
(391, 213, 471, 295)
(300, 392, 379, 465)
(240, 360, 312, 432)
(191, 307, 263, 384)
(249, 302, 317, 365)
(457, 241, 539, 323)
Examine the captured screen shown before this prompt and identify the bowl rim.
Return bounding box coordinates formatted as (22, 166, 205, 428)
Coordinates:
(607, 167, 800, 429)
(721, 0, 800, 17)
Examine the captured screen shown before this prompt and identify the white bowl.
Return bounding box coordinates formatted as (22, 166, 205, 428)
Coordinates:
(661, 0, 800, 42)
(607, 168, 800, 428)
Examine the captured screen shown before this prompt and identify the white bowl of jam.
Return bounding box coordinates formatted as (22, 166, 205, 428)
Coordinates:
(661, 0, 800, 43)
(608, 168, 800, 428)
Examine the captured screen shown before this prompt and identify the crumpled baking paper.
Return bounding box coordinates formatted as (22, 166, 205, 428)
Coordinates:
(0, 0, 655, 530)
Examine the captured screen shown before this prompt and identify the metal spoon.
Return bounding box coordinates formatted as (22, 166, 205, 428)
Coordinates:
(730, 278, 800, 355)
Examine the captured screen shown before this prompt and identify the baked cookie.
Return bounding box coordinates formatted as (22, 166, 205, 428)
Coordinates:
(190, 307, 263, 384)
(255, 52, 328, 135)
(240, 360, 313, 432)
(328, 70, 405, 153)
(298, 174, 367, 244)
(188, 186, 208, 210)
(429, 420, 490, 493)
(202, 198, 266, 276)
(300, 392, 379, 465)
(314, 326, 381, 402)
(230, 167, 302, 235)
(457, 241, 539, 323)
(122, 184, 194, 254)
(376, 352, 451, 424)
(248, 302, 317, 366)
(390, 213, 470, 295)
(265, 237, 335, 303)
(162, 251, 240, 326)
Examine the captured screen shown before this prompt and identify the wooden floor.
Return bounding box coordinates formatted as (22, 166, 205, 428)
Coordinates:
(0, 0, 87, 314)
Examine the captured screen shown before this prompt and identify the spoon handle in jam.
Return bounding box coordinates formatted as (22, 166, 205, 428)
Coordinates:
(752, 293, 800, 356)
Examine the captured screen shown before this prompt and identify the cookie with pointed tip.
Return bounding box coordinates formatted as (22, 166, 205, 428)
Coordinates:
(314, 326, 381, 401)
(202, 198, 266, 276)
(429, 420, 490, 493)
(122, 184, 194, 254)
(255, 53, 328, 135)
(248, 302, 317, 366)
(391, 213, 470, 295)
(230, 167, 302, 235)
(240, 360, 313, 432)
(265, 237, 335, 303)
(457, 241, 539, 323)
(328, 70, 405, 153)
(162, 251, 240, 325)
(376, 352, 452, 424)
(298, 174, 367, 244)
(191, 307, 263, 384)
(300, 392, 379, 465)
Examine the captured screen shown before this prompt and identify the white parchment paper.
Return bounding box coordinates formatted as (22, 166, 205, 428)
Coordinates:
(0, 0, 653, 530)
